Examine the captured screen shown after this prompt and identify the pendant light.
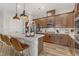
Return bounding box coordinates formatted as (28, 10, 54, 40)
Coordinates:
(13, 3, 20, 20)
(20, 3, 28, 20)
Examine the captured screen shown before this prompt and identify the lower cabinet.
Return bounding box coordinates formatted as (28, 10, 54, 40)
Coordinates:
(59, 35, 69, 46)
(67, 35, 75, 56)
(43, 34, 75, 46)
(54, 34, 61, 44)
(43, 33, 52, 43)
(43, 33, 75, 55)
(38, 37, 44, 55)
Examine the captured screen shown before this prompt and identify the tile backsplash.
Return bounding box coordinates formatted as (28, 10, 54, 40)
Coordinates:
(39, 28, 75, 34)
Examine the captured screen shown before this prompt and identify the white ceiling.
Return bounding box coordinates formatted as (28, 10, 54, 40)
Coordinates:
(0, 3, 75, 19)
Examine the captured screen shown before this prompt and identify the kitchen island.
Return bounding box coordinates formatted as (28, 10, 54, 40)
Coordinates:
(37, 28, 76, 55)
(6, 33, 44, 56)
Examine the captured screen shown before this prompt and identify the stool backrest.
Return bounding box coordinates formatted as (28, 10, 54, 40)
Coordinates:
(0, 35, 6, 42)
(0, 34, 3, 40)
(2, 35, 11, 45)
(10, 38, 23, 51)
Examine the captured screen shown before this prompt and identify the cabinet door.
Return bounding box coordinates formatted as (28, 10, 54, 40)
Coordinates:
(43, 34, 55, 43)
(43, 33, 50, 42)
(49, 34, 55, 43)
(34, 18, 47, 28)
(74, 3, 79, 18)
(55, 12, 74, 28)
(60, 35, 68, 46)
(55, 15, 63, 28)
(38, 37, 43, 55)
(54, 34, 60, 44)
(66, 13, 74, 28)
(67, 36, 75, 56)
(55, 14, 67, 28)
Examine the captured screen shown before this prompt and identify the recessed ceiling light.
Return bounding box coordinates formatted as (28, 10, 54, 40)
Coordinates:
(28, 11, 31, 14)
(17, 5, 21, 9)
(38, 6, 45, 11)
(41, 6, 45, 10)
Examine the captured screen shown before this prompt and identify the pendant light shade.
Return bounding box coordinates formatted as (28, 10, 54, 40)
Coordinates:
(13, 13, 20, 19)
(13, 3, 20, 20)
(20, 3, 28, 20)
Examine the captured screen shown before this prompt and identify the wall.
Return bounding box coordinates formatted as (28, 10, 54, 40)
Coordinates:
(3, 10, 25, 34)
(0, 10, 4, 33)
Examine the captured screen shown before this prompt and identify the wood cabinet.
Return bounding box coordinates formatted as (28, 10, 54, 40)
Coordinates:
(47, 10, 55, 16)
(74, 3, 79, 18)
(67, 35, 75, 55)
(66, 13, 74, 28)
(38, 37, 44, 55)
(55, 12, 74, 28)
(43, 34, 75, 55)
(34, 18, 47, 28)
(34, 11, 74, 28)
(34, 16, 55, 28)
(52, 34, 60, 44)
(55, 15, 66, 28)
(33, 11, 75, 35)
(59, 35, 68, 46)
(43, 34, 74, 47)
(43, 33, 52, 43)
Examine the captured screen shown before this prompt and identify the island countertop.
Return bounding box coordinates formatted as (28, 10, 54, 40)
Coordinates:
(7, 34, 44, 41)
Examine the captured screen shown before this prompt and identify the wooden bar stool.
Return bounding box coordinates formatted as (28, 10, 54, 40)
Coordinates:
(0, 34, 7, 48)
(0, 35, 10, 46)
(0, 34, 3, 51)
(0, 35, 12, 56)
(0, 34, 3, 42)
(2, 35, 11, 46)
(10, 37, 30, 56)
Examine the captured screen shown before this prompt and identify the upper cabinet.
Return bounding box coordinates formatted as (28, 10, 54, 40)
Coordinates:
(55, 14, 66, 28)
(34, 18, 48, 28)
(34, 6, 75, 28)
(74, 3, 79, 18)
(46, 16, 55, 28)
(55, 12, 74, 28)
(34, 12, 74, 28)
(66, 12, 74, 28)
(47, 10, 55, 17)
(34, 16, 55, 28)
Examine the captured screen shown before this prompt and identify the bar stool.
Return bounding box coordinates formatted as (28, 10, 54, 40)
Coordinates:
(1, 35, 9, 46)
(2, 35, 11, 46)
(0, 34, 7, 48)
(0, 34, 3, 51)
(0, 34, 4, 43)
(10, 37, 30, 56)
(0, 35, 12, 56)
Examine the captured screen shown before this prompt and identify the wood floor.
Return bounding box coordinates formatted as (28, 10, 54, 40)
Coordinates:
(39, 42, 75, 56)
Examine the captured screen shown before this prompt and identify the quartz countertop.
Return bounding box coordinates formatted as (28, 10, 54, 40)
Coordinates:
(7, 33, 44, 42)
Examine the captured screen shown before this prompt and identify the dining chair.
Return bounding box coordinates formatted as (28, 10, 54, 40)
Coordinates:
(10, 37, 30, 56)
